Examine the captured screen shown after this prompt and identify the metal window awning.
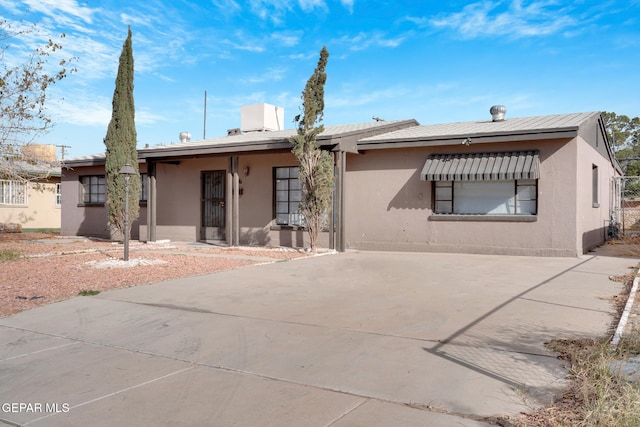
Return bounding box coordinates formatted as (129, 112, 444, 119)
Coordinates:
(420, 151, 540, 181)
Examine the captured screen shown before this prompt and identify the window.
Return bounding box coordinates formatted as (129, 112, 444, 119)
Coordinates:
(592, 164, 599, 207)
(80, 175, 106, 204)
(140, 173, 148, 203)
(434, 179, 537, 215)
(55, 183, 62, 208)
(0, 180, 28, 206)
(274, 166, 304, 226)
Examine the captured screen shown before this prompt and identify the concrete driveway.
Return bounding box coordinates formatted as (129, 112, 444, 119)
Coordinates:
(0, 251, 633, 426)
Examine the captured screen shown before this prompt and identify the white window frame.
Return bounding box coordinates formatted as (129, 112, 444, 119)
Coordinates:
(55, 183, 62, 208)
(433, 179, 537, 215)
(0, 180, 28, 206)
(592, 164, 599, 208)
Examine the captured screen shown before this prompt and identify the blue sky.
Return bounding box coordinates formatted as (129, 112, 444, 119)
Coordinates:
(2, 0, 639, 158)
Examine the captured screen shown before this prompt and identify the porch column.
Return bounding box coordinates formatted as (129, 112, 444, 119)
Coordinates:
(147, 161, 157, 242)
(335, 151, 346, 252)
(233, 156, 240, 246)
(329, 152, 335, 250)
(226, 157, 233, 246)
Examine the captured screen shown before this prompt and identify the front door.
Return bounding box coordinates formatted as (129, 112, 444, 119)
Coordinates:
(201, 170, 225, 240)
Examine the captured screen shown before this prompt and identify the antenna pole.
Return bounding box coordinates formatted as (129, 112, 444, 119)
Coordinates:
(203, 90, 207, 139)
(56, 144, 72, 161)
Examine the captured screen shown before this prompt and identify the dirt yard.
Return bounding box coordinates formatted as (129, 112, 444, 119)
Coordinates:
(0, 233, 309, 317)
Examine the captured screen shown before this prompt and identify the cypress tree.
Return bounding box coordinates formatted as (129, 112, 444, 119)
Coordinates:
(104, 26, 139, 240)
(291, 46, 334, 251)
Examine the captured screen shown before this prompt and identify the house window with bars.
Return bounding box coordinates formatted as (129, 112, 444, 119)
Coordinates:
(55, 183, 62, 208)
(274, 166, 304, 226)
(140, 173, 148, 203)
(0, 180, 28, 206)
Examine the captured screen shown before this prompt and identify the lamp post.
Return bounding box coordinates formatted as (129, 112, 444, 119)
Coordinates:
(119, 163, 136, 261)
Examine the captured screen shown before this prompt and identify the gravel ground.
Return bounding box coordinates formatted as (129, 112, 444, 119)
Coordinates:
(0, 233, 309, 317)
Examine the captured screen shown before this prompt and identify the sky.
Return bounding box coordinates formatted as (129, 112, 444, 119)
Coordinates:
(1, 0, 639, 159)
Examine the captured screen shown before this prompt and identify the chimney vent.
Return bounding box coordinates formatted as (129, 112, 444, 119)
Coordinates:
(179, 131, 191, 143)
(490, 105, 507, 122)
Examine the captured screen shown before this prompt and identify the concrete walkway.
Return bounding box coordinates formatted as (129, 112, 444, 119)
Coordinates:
(0, 251, 635, 426)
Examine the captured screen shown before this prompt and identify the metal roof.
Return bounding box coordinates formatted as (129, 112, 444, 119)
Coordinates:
(64, 120, 419, 166)
(0, 158, 61, 178)
(421, 151, 540, 181)
(136, 120, 418, 158)
(359, 112, 600, 147)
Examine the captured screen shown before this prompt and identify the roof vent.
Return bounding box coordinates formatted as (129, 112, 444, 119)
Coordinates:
(227, 128, 241, 136)
(490, 105, 506, 122)
(179, 131, 191, 143)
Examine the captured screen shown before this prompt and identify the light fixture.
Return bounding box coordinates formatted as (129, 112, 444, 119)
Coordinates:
(243, 166, 250, 176)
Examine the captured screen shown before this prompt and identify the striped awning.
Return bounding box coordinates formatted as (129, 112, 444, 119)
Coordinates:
(420, 151, 540, 181)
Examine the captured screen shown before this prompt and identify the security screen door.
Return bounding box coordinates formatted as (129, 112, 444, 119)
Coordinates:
(201, 170, 225, 240)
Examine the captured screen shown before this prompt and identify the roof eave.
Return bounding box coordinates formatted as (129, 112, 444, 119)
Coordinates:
(139, 140, 294, 159)
(358, 129, 579, 150)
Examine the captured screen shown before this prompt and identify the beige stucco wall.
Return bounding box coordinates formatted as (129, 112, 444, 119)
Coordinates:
(0, 179, 61, 229)
(575, 136, 617, 253)
(61, 165, 146, 240)
(344, 139, 584, 256)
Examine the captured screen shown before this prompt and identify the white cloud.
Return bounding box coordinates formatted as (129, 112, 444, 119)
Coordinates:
(403, 16, 428, 27)
(211, 0, 241, 14)
(231, 42, 265, 52)
(136, 109, 166, 125)
(240, 67, 288, 84)
(64, 33, 120, 81)
(287, 51, 318, 60)
(50, 90, 165, 128)
(428, 0, 578, 39)
(0, 0, 23, 14)
(341, 0, 354, 14)
(329, 85, 413, 108)
(223, 30, 266, 52)
(51, 94, 112, 127)
(248, 0, 293, 23)
(23, 0, 98, 24)
(298, 0, 326, 12)
(336, 31, 406, 51)
(271, 32, 301, 47)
